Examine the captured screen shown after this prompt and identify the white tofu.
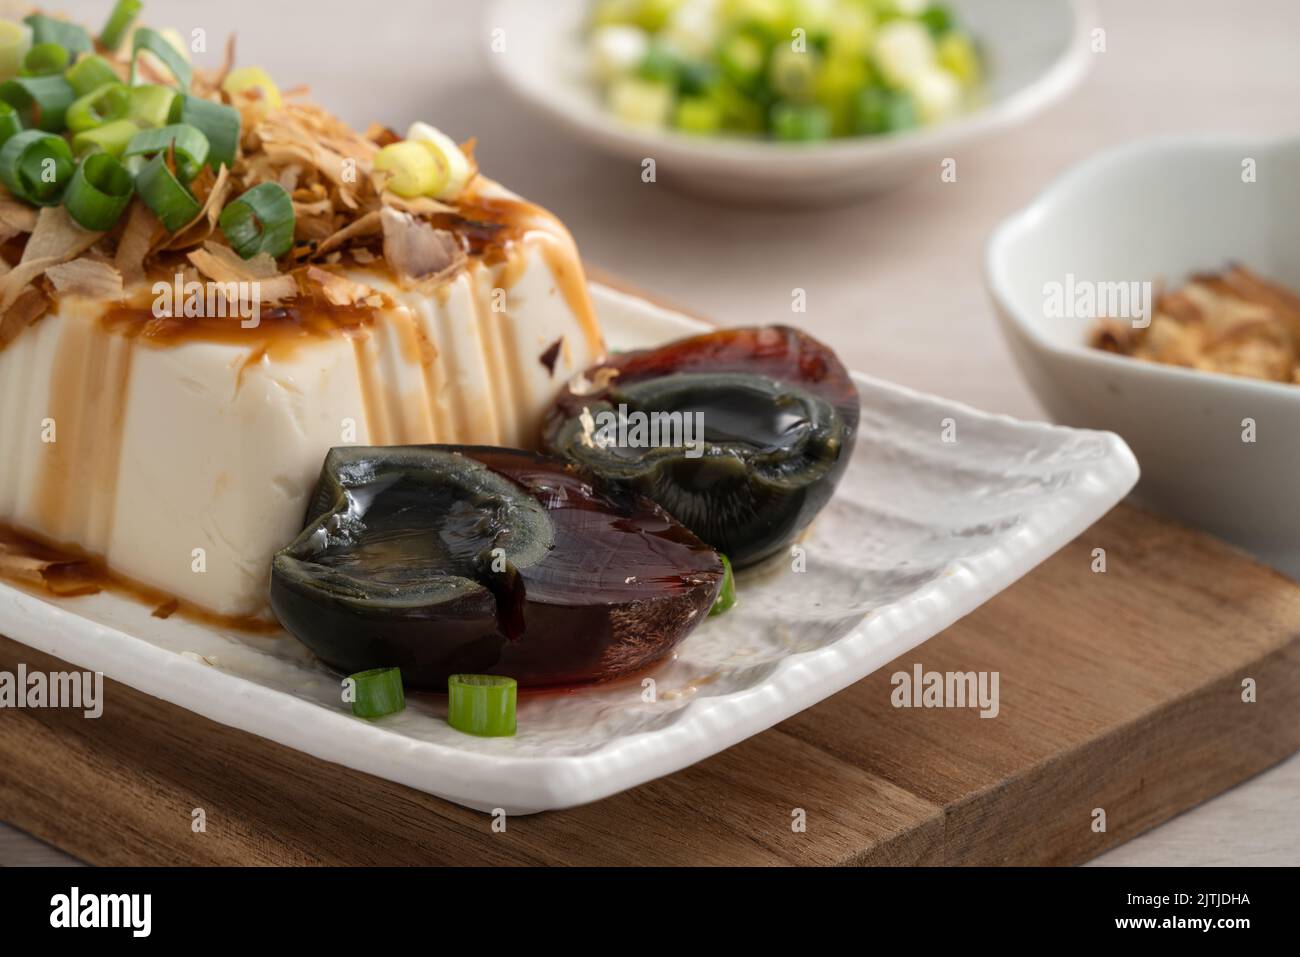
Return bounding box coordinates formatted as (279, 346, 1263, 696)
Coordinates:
(0, 200, 605, 619)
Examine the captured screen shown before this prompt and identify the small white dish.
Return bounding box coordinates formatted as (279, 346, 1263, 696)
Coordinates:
(0, 284, 1137, 814)
(986, 134, 1300, 578)
(486, 0, 1095, 204)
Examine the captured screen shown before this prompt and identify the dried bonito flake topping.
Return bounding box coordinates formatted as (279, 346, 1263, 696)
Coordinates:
(0, 2, 500, 334)
(1092, 266, 1300, 385)
(380, 208, 466, 288)
(44, 257, 125, 300)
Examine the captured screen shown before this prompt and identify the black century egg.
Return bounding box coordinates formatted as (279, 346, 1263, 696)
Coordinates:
(270, 446, 723, 689)
(542, 325, 859, 568)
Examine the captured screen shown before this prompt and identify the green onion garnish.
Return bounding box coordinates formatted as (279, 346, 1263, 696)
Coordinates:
(134, 152, 200, 231)
(100, 0, 143, 53)
(22, 42, 69, 77)
(130, 27, 191, 91)
(63, 152, 133, 231)
(169, 94, 240, 171)
(72, 118, 138, 158)
(124, 123, 209, 184)
(709, 554, 736, 616)
(0, 129, 74, 205)
(0, 22, 32, 80)
(347, 667, 406, 719)
(127, 84, 177, 128)
(219, 182, 295, 260)
(65, 54, 120, 98)
(447, 674, 517, 737)
(23, 15, 92, 59)
(373, 141, 439, 198)
(0, 75, 77, 132)
(0, 102, 21, 151)
(66, 82, 131, 134)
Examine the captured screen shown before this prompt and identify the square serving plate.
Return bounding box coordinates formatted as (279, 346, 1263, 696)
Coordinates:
(0, 283, 1138, 814)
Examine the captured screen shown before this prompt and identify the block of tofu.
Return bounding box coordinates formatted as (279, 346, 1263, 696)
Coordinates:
(0, 192, 604, 619)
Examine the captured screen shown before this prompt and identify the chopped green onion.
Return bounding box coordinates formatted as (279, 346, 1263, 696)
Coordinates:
(607, 76, 673, 128)
(22, 42, 69, 77)
(674, 96, 722, 134)
(0, 74, 76, 131)
(709, 553, 736, 616)
(347, 667, 405, 719)
(406, 123, 472, 199)
(0, 22, 32, 80)
(219, 182, 295, 260)
(73, 118, 138, 158)
(447, 675, 517, 737)
(65, 54, 120, 98)
(0, 129, 74, 205)
(124, 123, 209, 184)
(770, 102, 833, 142)
(100, 0, 143, 53)
(128, 83, 177, 128)
(920, 5, 955, 37)
(373, 141, 439, 198)
(0, 102, 21, 150)
(221, 66, 281, 112)
(937, 33, 980, 89)
(130, 27, 191, 91)
(719, 32, 765, 89)
(169, 94, 240, 171)
(63, 152, 133, 230)
(134, 152, 200, 231)
(22, 15, 90, 59)
(853, 87, 916, 135)
(636, 41, 680, 85)
(66, 82, 131, 134)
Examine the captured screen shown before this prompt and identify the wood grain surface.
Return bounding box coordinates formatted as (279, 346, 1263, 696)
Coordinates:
(2, 505, 1296, 866)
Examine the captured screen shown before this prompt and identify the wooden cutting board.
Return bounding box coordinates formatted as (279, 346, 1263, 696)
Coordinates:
(2, 503, 1298, 865)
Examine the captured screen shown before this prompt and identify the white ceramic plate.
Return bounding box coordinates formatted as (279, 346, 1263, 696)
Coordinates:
(0, 285, 1138, 814)
(986, 134, 1300, 579)
(487, 0, 1096, 204)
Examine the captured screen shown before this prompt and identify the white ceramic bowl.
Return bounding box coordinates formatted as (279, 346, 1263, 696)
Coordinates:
(487, 0, 1095, 204)
(986, 134, 1300, 579)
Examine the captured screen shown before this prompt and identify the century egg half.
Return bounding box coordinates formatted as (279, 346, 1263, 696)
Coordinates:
(542, 325, 859, 568)
(269, 446, 723, 689)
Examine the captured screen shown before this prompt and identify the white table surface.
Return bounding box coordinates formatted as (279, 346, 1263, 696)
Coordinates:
(2, 0, 1298, 866)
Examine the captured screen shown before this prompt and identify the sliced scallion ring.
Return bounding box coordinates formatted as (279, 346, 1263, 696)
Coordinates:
(0, 21, 33, 79)
(169, 94, 240, 171)
(373, 141, 439, 198)
(347, 668, 406, 719)
(23, 14, 92, 59)
(63, 152, 133, 230)
(127, 83, 176, 128)
(0, 102, 22, 151)
(0, 129, 74, 205)
(72, 118, 138, 158)
(221, 66, 281, 112)
(130, 27, 191, 91)
(65, 54, 121, 98)
(66, 82, 131, 134)
(709, 553, 736, 616)
(0, 74, 77, 132)
(407, 122, 473, 200)
(134, 152, 200, 231)
(218, 182, 295, 260)
(100, 0, 143, 53)
(447, 674, 517, 737)
(22, 42, 69, 77)
(124, 122, 208, 184)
